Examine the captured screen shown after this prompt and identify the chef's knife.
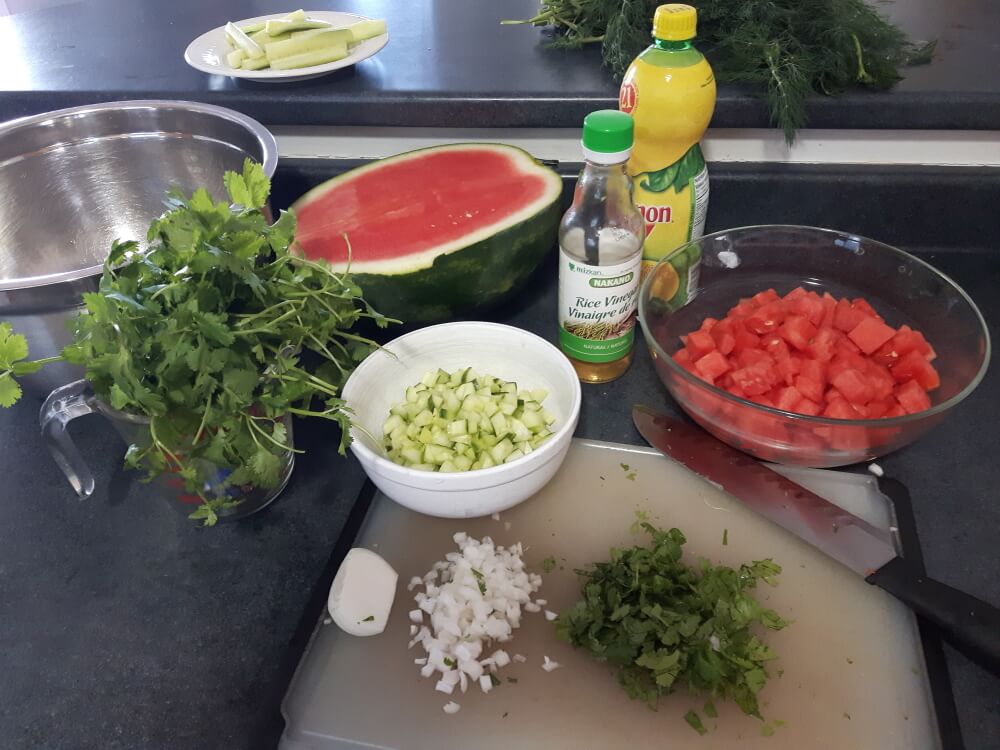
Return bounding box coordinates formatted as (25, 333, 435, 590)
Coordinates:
(633, 404, 1000, 678)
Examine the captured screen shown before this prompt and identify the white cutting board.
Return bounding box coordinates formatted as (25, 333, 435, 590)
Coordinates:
(281, 439, 939, 750)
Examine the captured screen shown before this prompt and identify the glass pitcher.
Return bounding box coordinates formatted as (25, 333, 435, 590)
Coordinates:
(39, 380, 294, 522)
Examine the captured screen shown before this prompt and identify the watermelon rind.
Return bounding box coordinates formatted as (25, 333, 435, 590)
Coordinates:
(291, 143, 563, 322)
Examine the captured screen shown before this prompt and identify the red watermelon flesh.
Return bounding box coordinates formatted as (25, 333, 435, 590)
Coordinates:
(290, 144, 563, 322)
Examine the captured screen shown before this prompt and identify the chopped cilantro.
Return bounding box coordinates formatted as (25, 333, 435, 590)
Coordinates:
(540, 556, 557, 574)
(361, 615, 375, 622)
(443, 657, 456, 668)
(490, 673, 501, 687)
(555, 522, 788, 722)
(620, 462, 630, 471)
(722, 529, 729, 546)
(471, 568, 487, 595)
(704, 700, 718, 718)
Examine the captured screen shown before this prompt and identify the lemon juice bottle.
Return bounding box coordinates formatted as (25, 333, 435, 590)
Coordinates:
(558, 110, 645, 384)
(620, 3, 716, 308)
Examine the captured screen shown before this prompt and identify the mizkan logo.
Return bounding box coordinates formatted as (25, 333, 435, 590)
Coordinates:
(637, 204, 673, 235)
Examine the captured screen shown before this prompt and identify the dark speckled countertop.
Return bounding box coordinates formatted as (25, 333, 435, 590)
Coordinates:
(0, 0, 998, 129)
(1, 162, 998, 749)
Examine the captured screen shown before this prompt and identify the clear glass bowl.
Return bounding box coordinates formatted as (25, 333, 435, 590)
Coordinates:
(638, 225, 991, 467)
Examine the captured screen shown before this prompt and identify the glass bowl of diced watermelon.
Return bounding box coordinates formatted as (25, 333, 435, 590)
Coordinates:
(638, 225, 990, 467)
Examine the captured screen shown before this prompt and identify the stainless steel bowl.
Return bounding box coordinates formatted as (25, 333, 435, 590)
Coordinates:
(0, 100, 278, 395)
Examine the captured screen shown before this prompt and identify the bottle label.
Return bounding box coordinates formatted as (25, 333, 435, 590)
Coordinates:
(558, 249, 641, 363)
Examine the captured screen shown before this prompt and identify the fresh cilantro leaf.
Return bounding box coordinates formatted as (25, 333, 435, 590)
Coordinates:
(540, 556, 557, 573)
(703, 700, 718, 718)
(0, 375, 21, 408)
(684, 710, 708, 735)
(362, 615, 375, 623)
(0, 322, 29, 365)
(490, 674, 501, 687)
(250, 449, 283, 487)
(722, 529, 728, 546)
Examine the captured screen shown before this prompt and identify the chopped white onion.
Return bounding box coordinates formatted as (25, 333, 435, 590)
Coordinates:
(435, 680, 454, 694)
(542, 656, 561, 672)
(868, 462, 885, 477)
(492, 512, 501, 521)
(504, 521, 512, 532)
(544, 610, 558, 622)
(513, 654, 527, 663)
(408, 576, 423, 591)
(408, 532, 545, 701)
(443, 701, 461, 714)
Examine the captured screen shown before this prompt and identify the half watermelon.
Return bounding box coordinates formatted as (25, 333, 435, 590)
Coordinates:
(291, 144, 563, 322)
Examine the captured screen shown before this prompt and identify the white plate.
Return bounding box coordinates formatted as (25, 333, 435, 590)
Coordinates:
(184, 11, 388, 82)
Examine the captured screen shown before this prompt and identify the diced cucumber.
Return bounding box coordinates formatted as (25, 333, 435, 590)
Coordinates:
(382, 368, 557, 473)
(490, 438, 515, 464)
(240, 22, 266, 35)
(504, 449, 525, 464)
(285, 9, 308, 22)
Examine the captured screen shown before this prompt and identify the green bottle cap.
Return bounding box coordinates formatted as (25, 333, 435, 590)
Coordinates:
(582, 110, 633, 163)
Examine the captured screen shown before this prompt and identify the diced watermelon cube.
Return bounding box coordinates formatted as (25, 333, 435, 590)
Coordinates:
(774, 385, 803, 411)
(822, 399, 857, 420)
(761, 333, 791, 361)
(695, 350, 732, 382)
(777, 357, 802, 387)
(711, 328, 736, 355)
(783, 287, 808, 301)
(833, 298, 866, 332)
(699, 317, 719, 332)
(848, 317, 896, 354)
(746, 302, 786, 334)
(751, 289, 781, 308)
(731, 365, 775, 396)
(800, 358, 827, 386)
(807, 327, 838, 362)
(820, 292, 837, 329)
(852, 298, 884, 321)
(836, 336, 862, 356)
(794, 374, 824, 403)
(895, 379, 932, 414)
(778, 315, 817, 351)
(788, 293, 825, 326)
(731, 320, 761, 353)
(865, 361, 896, 400)
(891, 349, 941, 391)
(729, 299, 757, 317)
(685, 330, 716, 361)
(736, 348, 774, 369)
(831, 368, 875, 406)
(795, 397, 822, 416)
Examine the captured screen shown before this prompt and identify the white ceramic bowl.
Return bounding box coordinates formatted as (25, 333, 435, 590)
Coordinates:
(341, 322, 582, 518)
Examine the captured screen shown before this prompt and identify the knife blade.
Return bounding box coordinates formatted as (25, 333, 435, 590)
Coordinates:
(633, 404, 1000, 677)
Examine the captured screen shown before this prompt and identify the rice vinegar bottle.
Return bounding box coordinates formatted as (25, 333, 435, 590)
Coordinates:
(558, 110, 645, 384)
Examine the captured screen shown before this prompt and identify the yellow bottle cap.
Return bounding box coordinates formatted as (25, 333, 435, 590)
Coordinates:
(652, 4, 697, 41)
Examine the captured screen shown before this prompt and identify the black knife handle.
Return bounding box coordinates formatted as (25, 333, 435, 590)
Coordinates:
(867, 556, 1000, 677)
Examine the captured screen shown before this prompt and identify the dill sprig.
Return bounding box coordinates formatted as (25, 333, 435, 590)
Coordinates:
(504, 0, 934, 142)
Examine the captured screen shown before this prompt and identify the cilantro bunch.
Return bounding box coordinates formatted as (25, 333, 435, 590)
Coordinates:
(0, 160, 389, 525)
(555, 522, 788, 728)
